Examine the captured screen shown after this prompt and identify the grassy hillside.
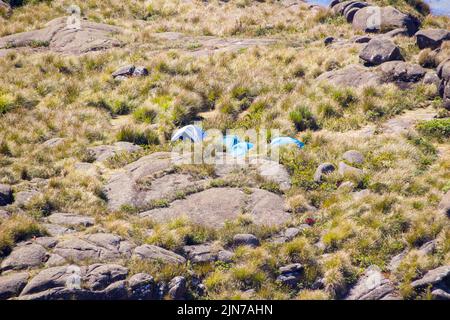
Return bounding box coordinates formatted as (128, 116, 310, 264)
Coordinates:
(0, 0, 449, 300)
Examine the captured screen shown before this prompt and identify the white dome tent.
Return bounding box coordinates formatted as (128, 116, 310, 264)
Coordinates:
(171, 125, 206, 143)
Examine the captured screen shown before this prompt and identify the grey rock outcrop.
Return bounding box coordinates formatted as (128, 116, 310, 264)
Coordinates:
(104, 152, 198, 211)
(378, 61, 428, 84)
(87, 142, 142, 162)
(411, 266, 450, 293)
(183, 243, 222, 263)
(132, 244, 186, 264)
(83, 264, 128, 291)
(0, 17, 122, 54)
(346, 266, 396, 300)
(42, 138, 65, 148)
(47, 212, 94, 228)
(415, 29, 450, 50)
(359, 37, 403, 66)
(352, 6, 420, 36)
(140, 187, 290, 229)
(342, 150, 364, 165)
(53, 233, 134, 263)
(276, 263, 304, 287)
(437, 59, 450, 110)
(232, 234, 260, 247)
(250, 158, 291, 191)
(316, 64, 382, 88)
(1, 244, 48, 271)
(0, 272, 29, 300)
(168, 276, 187, 300)
(112, 65, 149, 79)
(20, 265, 79, 296)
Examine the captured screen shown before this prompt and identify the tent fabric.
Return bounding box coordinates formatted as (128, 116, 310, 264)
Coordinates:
(230, 142, 254, 157)
(223, 135, 241, 150)
(171, 125, 206, 143)
(270, 137, 304, 149)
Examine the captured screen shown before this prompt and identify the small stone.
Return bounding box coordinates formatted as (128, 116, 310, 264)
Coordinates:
(87, 142, 142, 162)
(342, 150, 364, 165)
(314, 163, 335, 182)
(183, 244, 219, 263)
(112, 65, 135, 78)
(352, 6, 420, 35)
(352, 35, 371, 43)
(132, 66, 149, 77)
(42, 138, 65, 148)
(339, 181, 355, 190)
(217, 250, 234, 263)
(353, 189, 370, 200)
(423, 72, 440, 86)
(101, 280, 128, 299)
(339, 162, 363, 177)
(232, 234, 260, 247)
(14, 190, 39, 207)
(284, 227, 301, 240)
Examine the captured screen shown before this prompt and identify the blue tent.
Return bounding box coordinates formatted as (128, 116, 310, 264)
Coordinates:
(223, 135, 241, 150)
(171, 125, 206, 143)
(230, 142, 254, 157)
(271, 137, 304, 149)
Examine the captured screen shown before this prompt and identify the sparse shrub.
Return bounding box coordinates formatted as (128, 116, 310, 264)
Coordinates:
(0, 214, 44, 257)
(132, 106, 158, 124)
(116, 126, 160, 145)
(0, 93, 14, 115)
(289, 106, 319, 131)
(331, 88, 358, 108)
(417, 119, 450, 142)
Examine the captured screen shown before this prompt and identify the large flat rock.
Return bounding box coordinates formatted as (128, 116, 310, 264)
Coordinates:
(316, 64, 382, 88)
(0, 17, 122, 54)
(0, 272, 29, 300)
(104, 152, 202, 211)
(52, 233, 134, 263)
(1, 244, 48, 272)
(140, 187, 290, 229)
